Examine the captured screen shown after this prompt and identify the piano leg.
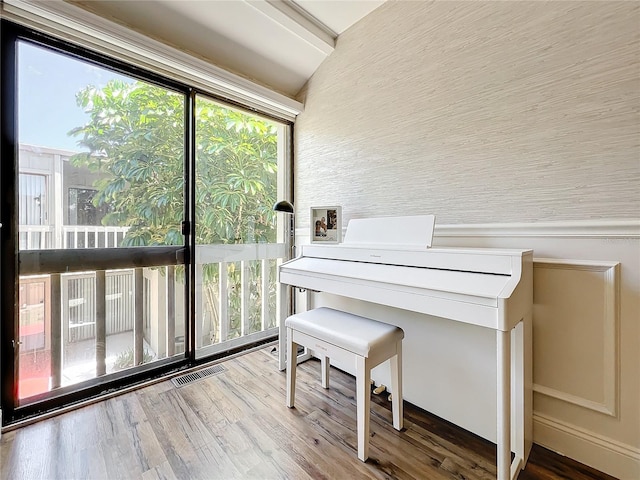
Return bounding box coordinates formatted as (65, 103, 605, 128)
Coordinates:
(512, 317, 532, 474)
(497, 329, 511, 480)
(278, 283, 288, 371)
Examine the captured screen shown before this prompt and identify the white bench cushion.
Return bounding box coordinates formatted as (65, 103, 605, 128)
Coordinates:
(285, 307, 404, 357)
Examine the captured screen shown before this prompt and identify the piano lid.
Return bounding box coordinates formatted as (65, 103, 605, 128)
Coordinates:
(302, 215, 530, 275)
(297, 243, 530, 276)
(280, 256, 514, 307)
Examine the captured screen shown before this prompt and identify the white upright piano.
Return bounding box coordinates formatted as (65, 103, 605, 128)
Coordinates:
(277, 216, 533, 480)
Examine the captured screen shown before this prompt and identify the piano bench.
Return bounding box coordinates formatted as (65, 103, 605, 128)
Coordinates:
(285, 307, 404, 462)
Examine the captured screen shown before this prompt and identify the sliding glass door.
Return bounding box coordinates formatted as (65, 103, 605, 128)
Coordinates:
(0, 23, 191, 421)
(1, 21, 292, 424)
(193, 95, 289, 358)
(12, 39, 188, 408)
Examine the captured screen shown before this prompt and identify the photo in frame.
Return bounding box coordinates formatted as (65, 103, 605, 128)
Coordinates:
(310, 206, 342, 243)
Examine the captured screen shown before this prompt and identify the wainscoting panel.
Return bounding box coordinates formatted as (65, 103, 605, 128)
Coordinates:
(532, 259, 619, 417)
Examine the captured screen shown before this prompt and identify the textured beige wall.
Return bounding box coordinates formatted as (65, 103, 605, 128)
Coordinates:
(294, 2, 640, 477)
(294, 1, 640, 229)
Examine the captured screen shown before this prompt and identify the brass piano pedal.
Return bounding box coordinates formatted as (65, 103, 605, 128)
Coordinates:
(372, 384, 387, 395)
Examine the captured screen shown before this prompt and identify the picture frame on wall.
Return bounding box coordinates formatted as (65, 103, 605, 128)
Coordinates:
(310, 206, 342, 244)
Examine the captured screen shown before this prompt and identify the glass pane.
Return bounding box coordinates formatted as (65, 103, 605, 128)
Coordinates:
(18, 42, 185, 251)
(194, 95, 287, 355)
(16, 41, 186, 405)
(18, 277, 49, 399)
(18, 174, 47, 249)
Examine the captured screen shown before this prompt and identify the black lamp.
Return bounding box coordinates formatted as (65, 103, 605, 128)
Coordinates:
(273, 200, 295, 260)
(273, 200, 294, 214)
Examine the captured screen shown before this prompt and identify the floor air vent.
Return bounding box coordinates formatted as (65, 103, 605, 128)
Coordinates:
(171, 364, 226, 388)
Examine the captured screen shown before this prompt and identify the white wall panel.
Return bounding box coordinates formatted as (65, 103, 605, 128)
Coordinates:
(533, 259, 619, 417)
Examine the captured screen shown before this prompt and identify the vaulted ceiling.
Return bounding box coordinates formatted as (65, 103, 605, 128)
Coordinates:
(67, 0, 385, 97)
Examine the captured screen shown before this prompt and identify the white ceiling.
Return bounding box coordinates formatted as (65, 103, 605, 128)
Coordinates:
(67, 0, 385, 97)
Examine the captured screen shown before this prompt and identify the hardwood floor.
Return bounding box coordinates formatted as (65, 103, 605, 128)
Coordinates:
(0, 345, 617, 480)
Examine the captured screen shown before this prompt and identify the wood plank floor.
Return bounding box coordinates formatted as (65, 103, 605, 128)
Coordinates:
(0, 345, 617, 480)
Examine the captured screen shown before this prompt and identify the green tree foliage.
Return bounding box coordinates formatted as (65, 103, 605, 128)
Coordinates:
(68, 79, 278, 246)
(69, 80, 280, 344)
(195, 97, 279, 245)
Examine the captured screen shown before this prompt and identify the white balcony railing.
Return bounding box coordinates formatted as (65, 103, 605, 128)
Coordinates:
(18, 224, 54, 250)
(62, 225, 129, 249)
(19, 224, 129, 250)
(17, 241, 286, 400)
(194, 243, 285, 355)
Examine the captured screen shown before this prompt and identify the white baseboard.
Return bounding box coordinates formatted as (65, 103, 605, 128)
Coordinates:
(534, 413, 640, 479)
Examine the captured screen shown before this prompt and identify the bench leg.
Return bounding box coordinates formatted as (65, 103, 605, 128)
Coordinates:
(390, 341, 403, 431)
(356, 355, 371, 461)
(321, 356, 330, 389)
(286, 327, 297, 408)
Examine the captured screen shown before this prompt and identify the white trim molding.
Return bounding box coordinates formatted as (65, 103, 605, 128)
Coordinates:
(0, 0, 304, 121)
(534, 413, 640, 479)
(533, 259, 620, 417)
(434, 219, 640, 238)
(247, 0, 336, 55)
(300, 219, 640, 242)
